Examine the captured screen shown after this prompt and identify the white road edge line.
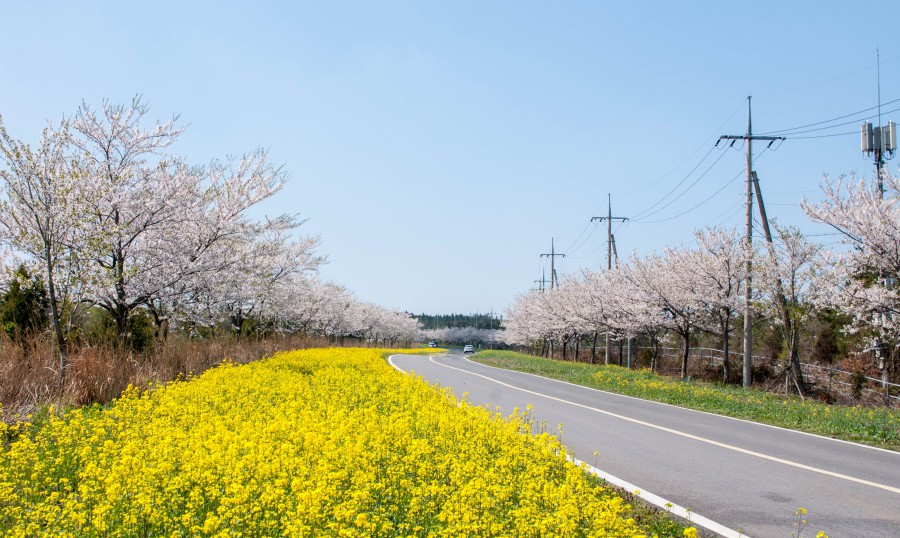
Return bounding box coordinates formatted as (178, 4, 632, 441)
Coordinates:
(428, 355, 900, 496)
(570, 456, 747, 538)
(462, 355, 899, 456)
(388, 353, 747, 538)
(387, 354, 409, 374)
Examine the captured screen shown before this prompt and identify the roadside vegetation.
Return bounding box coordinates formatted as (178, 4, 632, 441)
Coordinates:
(0, 98, 422, 422)
(0, 348, 693, 537)
(471, 349, 900, 451)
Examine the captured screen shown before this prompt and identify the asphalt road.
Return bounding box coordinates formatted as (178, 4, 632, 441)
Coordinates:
(390, 351, 900, 538)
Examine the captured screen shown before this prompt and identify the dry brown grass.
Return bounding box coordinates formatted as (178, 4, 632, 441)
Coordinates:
(0, 333, 338, 422)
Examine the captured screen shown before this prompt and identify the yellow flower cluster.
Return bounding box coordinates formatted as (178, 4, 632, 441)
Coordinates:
(1, 348, 643, 536)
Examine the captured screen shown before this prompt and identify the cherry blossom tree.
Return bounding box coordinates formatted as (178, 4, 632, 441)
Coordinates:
(624, 249, 703, 378)
(803, 173, 900, 392)
(69, 98, 304, 341)
(0, 117, 89, 378)
(503, 289, 555, 355)
(685, 228, 746, 382)
(756, 223, 821, 394)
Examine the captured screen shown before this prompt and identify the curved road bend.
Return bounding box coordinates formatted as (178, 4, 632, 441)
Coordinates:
(390, 352, 900, 538)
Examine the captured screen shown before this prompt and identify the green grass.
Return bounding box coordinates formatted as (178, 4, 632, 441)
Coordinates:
(471, 350, 900, 451)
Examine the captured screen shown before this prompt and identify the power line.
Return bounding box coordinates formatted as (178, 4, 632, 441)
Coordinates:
(756, 54, 900, 97)
(758, 98, 900, 135)
(774, 106, 900, 136)
(630, 146, 729, 221)
(565, 221, 601, 257)
(710, 199, 745, 228)
(632, 147, 770, 224)
(789, 130, 857, 140)
(620, 99, 747, 198)
(632, 167, 743, 224)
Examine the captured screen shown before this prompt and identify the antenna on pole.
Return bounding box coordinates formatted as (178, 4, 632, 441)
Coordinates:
(862, 48, 895, 198)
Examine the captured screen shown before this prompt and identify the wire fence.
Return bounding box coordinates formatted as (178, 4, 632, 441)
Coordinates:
(642, 345, 899, 402)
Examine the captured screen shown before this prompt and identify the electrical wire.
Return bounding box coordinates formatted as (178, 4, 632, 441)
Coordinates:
(566, 240, 606, 261)
(623, 100, 748, 219)
(564, 221, 601, 257)
(709, 200, 744, 228)
(632, 147, 770, 224)
(559, 219, 594, 255)
(627, 145, 719, 220)
(756, 54, 900, 97)
(620, 99, 746, 197)
(630, 146, 730, 221)
(758, 98, 900, 135)
(789, 130, 857, 140)
(633, 170, 742, 224)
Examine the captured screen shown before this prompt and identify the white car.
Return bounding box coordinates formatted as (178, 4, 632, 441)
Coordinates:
(463, 344, 475, 354)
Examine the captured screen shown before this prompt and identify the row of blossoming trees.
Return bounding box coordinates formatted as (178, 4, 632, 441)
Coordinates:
(503, 174, 900, 394)
(0, 98, 420, 380)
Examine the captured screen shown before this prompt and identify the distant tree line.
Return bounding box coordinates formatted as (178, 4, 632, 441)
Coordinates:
(414, 313, 503, 331)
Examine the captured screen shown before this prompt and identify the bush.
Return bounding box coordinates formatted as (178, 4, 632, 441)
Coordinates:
(0, 266, 48, 340)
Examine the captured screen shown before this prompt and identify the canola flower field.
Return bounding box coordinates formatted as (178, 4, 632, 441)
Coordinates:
(0, 348, 660, 537)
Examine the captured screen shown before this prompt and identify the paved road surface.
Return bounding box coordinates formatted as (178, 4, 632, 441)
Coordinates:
(391, 351, 900, 538)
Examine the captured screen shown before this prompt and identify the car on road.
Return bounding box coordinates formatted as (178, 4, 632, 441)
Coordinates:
(463, 344, 475, 354)
(428, 341, 437, 348)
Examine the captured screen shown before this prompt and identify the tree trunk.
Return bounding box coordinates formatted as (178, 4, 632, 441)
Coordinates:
(115, 304, 129, 345)
(883, 356, 892, 407)
(43, 246, 67, 383)
(149, 307, 169, 345)
(722, 316, 731, 383)
(788, 327, 806, 397)
(574, 336, 580, 362)
(680, 329, 690, 379)
(590, 332, 597, 364)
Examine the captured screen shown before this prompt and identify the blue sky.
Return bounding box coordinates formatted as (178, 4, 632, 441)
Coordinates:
(1, 1, 895, 315)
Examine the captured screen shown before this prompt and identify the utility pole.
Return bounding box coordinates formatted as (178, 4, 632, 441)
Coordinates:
(592, 194, 627, 364)
(541, 238, 565, 290)
(534, 267, 551, 292)
(591, 194, 628, 271)
(720, 96, 785, 389)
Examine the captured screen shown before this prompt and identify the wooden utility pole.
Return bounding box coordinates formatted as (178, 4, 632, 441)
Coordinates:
(592, 194, 627, 364)
(720, 97, 784, 388)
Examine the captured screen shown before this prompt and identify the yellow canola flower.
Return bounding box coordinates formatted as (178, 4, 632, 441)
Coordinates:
(1, 348, 643, 537)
